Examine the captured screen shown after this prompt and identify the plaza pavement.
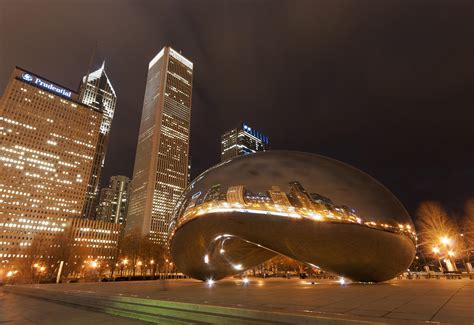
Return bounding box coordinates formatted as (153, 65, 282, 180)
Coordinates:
(2, 277, 474, 324)
(0, 289, 148, 324)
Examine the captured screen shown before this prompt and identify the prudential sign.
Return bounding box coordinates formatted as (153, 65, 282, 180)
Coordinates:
(21, 72, 72, 98)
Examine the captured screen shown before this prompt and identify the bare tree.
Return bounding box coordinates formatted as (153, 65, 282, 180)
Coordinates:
(120, 228, 142, 276)
(462, 198, 474, 264)
(13, 237, 50, 283)
(416, 201, 458, 251)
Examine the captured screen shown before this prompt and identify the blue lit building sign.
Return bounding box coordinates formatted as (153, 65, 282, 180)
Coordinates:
(242, 123, 269, 144)
(20, 72, 72, 98)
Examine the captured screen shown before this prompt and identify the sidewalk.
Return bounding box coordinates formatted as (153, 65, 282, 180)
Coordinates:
(3, 278, 474, 324)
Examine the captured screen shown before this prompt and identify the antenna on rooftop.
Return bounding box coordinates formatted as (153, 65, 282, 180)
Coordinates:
(79, 42, 97, 101)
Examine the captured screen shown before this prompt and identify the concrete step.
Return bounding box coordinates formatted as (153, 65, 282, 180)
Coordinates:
(3, 286, 375, 324)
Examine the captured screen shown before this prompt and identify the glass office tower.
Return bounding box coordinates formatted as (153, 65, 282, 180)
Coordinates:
(96, 175, 130, 225)
(79, 61, 117, 219)
(221, 122, 269, 161)
(126, 47, 193, 244)
(0, 67, 102, 259)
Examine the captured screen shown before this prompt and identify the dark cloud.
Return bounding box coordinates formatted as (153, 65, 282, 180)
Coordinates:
(0, 0, 473, 217)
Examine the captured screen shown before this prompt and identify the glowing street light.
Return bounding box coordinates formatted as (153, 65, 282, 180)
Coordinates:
(39, 266, 46, 272)
(440, 236, 451, 246)
(122, 259, 128, 265)
(432, 246, 443, 272)
(232, 264, 243, 271)
(137, 261, 143, 267)
(90, 261, 98, 268)
(448, 250, 455, 257)
(150, 260, 155, 265)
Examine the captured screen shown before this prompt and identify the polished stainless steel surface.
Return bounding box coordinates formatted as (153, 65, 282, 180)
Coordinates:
(169, 151, 416, 282)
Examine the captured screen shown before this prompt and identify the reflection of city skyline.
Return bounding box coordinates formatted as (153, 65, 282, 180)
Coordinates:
(175, 181, 416, 241)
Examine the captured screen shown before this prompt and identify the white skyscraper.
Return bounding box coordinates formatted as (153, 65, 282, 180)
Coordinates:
(79, 61, 117, 219)
(126, 47, 193, 245)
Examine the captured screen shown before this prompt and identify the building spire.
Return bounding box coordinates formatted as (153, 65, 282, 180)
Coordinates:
(79, 43, 97, 101)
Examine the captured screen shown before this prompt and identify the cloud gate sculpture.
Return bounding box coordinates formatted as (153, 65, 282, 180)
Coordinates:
(169, 151, 416, 282)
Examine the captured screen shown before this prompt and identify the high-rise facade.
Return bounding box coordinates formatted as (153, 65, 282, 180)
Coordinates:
(96, 175, 130, 225)
(187, 155, 192, 184)
(288, 181, 313, 209)
(0, 67, 102, 259)
(221, 122, 269, 161)
(268, 186, 291, 206)
(79, 62, 117, 219)
(226, 186, 246, 204)
(67, 217, 120, 262)
(126, 47, 193, 244)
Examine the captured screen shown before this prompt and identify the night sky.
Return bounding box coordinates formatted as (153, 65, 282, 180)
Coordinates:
(1, 1, 473, 217)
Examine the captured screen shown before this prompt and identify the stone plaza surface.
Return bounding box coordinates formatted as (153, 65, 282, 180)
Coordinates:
(3, 278, 474, 324)
(0, 289, 148, 325)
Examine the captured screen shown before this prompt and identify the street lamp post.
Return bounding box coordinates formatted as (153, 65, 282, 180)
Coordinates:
(120, 259, 128, 277)
(137, 261, 143, 276)
(38, 266, 46, 283)
(432, 246, 443, 272)
(440, 236, 457, 272)
(150, 260, 155, 277)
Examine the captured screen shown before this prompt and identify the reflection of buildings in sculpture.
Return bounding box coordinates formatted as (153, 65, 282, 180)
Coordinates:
(221, 122, 269, 161)
(177, 180, 415, 240)
(203, 184, 221, 203)
(188, 191, 202, 208)
(226, 186, 246, 204)
(244, 191, 271, 204)
(309, 193, 333, 206)
(268, 186, 291, 206)
(288, 181, 313, 209)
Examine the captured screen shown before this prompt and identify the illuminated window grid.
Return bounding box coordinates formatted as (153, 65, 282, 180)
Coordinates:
(126, 47, 192, 245)
(0, 67, 102, 260)
(68, 217, 120, 261)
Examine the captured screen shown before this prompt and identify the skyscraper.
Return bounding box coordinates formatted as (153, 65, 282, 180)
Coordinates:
(66, 217, 120, 262)
(288, 181, 313, 209)
(79, 61, 117, 219)
(96, 175, 130, 225)
(187, 155, 192, 184)
(221, 122, 269, 161)
(126, 47, 193, 244)
(0, 67, 102, 259)
(226, 186, 246, 204)
(268, 186, 291, 206)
